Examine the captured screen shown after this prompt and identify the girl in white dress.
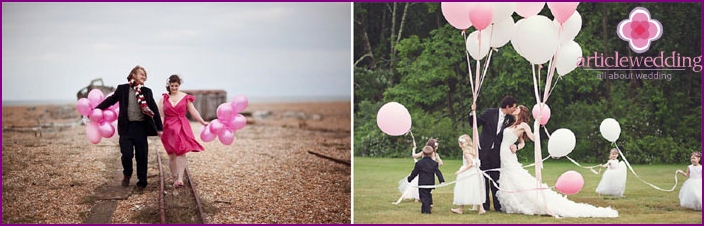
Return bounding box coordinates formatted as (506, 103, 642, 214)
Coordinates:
(451, 134, 486, 214)
(595, 148, 628, 197)
(496, 105, 618, 218)
(397, 139, 443, 202)
(676, 151, 701, 210)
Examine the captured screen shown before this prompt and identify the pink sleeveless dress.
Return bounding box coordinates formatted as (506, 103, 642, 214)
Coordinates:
(161, 94, 204, 156)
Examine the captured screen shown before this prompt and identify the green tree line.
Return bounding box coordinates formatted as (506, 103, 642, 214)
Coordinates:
(353, 2, 701, 164)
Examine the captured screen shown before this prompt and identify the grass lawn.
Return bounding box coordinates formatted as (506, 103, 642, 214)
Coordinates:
(353, 157, 701, 224)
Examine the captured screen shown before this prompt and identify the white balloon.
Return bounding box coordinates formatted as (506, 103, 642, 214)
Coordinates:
(512, 15, 559, 65)
(600, 118, 621, 143)
(554, 11, 582, 45)
(491, 2, 515, 24)
(548, 128, 576, 158)
(556, 40, 583, 76)
(489, 17, 515, 48)
(466, 30, 491, 60)
(510, 19, 524, 54)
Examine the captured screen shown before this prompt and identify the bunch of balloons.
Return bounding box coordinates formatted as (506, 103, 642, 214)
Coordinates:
(76, 89, 118, 144)
(200, 95, 248, 145)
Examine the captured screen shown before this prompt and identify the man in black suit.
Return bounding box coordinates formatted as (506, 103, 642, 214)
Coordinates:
(407, 146, 445, 214)
(469, 95, 517, 212)
(95, 65, 163, 190)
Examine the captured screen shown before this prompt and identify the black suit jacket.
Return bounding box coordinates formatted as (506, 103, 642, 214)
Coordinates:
(469, 108, 515, 170)
(408, 156, 445, 186)
(95, 84, 163, 136)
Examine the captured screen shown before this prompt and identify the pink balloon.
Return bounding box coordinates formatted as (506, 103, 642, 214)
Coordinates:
(441, 2, 474, 30)
(376, 102, 412, 136)
(98, 121, 115, 138)
(89, 108, 104, 123)
(555, 170, 584, 195)
(531, 103, 552, 126)
(515, 2, 545, 18)
(209, 119, 224, 135)
(548, 2, 578, 24)
(103, 109, 117, 122)
(87, 89, 104, 108)
(216, 103, 234, 122)
(76, 98, 92, 116)
(86, 122, 102, 144)
(231, 114, 247, 130)
(200, 124, 217, 142)
(231, 95, 249, 113)
(218, 129, 235, 145)
(469, 3, 493, 31)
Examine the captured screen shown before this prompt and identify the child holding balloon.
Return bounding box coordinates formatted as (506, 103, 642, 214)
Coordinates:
(398, 139, 443, 203)
(595, 148, 627, 198)
(676, 151, 701, 210)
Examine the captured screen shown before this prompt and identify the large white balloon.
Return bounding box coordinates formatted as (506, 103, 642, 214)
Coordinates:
(556, 40, 583, 76)
(466, 30, 491, 60)
(491, 2, 515, 23)
(600, 118, 621, 142)
(556, 11, 582, 45)
(489, 17, 515, 48)
(512, 15, 559, 65)
(548, 128, 576, 158)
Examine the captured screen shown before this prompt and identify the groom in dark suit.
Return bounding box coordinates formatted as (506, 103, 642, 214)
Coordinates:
(469, 95, 517, 212)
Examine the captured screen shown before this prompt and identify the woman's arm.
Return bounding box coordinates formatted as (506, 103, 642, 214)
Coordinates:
(522, 122, 536, 141)
(186, 98, 208, 126)
(157, 96, 165, 124)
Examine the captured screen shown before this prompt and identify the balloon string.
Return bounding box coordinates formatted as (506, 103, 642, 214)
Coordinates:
(564, 155, 603, 174)
(543, 126, 551, 139)
(409, 130, 419, 163)
(614, 144, 679, 191)
(477, 47, 494, 95)
(464, 32, 475, 94)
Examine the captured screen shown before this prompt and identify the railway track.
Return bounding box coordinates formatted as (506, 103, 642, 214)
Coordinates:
(154, 144, 208, 224)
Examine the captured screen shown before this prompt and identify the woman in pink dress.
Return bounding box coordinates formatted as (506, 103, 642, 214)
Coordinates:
(158, 74, 209, 187)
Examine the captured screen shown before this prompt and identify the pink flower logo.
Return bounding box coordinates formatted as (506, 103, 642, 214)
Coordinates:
(617, 7, 663, 53)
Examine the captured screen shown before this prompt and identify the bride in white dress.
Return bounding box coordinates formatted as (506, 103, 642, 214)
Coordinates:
(495, 105, 618, 218)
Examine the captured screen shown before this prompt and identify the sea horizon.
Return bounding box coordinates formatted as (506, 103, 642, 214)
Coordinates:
(2, 95, 350, 107)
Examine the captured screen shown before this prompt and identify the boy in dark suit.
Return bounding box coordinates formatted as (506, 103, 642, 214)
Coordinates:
(407, 146, 445, 214)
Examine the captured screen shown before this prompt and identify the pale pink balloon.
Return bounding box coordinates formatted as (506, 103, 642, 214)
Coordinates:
(515, 2, 545, 18)
(469, 3, 493, 31)
(216, 103, 234, 122)
(231, 114, 247, 130)
(555, 170, 584, 195)
(98, 121, 115, 138)
(209, 119, 224, 135)
(547, 2, 579, 24)
(103, 109, 118, 122)
(376, 102, 412, 136)
(86, 122, 102, 144)
(76, 98, 92, 116)
(87, 89, 105, 108)
(531, 103, 552, 125)
(200, 124, 217, 142)
(89, 108, 104, 123)
(441, 2, 474, 30)
(218, 129, 235, 145)
(231, 95, 249, 113)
